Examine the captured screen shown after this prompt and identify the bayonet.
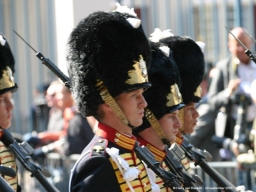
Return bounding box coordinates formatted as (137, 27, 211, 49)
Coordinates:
(13, 30, 37, 53)
(225, 26, 256, 64)
(13, 30, 71, 88)
(242, 28, 256, 44)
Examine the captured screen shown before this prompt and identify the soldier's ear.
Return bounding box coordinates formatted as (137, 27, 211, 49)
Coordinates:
(102, 103, 111, 111)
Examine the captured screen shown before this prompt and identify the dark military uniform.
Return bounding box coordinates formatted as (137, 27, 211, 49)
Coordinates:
(63, 110, 94, 156)
(70, 123, 153, 191)
(137, 136, 172, 192)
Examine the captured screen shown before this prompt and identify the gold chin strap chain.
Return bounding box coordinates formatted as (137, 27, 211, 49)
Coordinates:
(178, 108, 185, 134)
(96, 80, 129, 126)
(145, 108, 170, 145)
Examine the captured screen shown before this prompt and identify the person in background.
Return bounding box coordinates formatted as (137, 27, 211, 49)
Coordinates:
(61, 102, 95, 157)
(44, 81, 63, 133)
(207, 27, 256, 189)
(25, 81, 95, 159)
(67, 3, 161, 191)
(23, 81, 67, 149)
(0, 34, 21, 191)
(160, 36, 205, 141)
(208, 27, 255, 151)
(30, 82, 50, 133)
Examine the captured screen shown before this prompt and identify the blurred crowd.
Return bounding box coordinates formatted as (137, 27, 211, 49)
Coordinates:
(25, 80, 95, 160)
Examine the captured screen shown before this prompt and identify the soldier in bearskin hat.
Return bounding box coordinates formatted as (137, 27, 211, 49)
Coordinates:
(0, 34, 20, 191)
(160, 36, 205, 174)
(67, 3, 161, 191)
(131, 29, 185, 190)
(160, 36, 205, 142)
(133, 29, 205, 190)
(133, 29, 184, 149)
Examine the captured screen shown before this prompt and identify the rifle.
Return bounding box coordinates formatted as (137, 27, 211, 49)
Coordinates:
(177, 136, 238, 192)
(181, 136, 212, 162)
(0, 129, 60, 192)
(134, 142, 185, 191)
(164, 147, 202, 192)
(13, 30, 70, 89)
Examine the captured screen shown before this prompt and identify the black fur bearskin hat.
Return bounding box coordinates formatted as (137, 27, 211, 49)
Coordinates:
(66, 4, 151, 117)
(0, 34, 18, 95)
(133, 41, 184, 134)
(160, 36, 205, 104)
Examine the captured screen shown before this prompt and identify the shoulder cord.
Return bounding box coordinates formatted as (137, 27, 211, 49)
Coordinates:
(141, 161, 161, 192)
(106, 147, 140, 192)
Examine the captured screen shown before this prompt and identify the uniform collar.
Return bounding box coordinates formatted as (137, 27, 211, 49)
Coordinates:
(175, 134, 184, 146)
(96, 123, 137, 150)
(136, 136, 166, 162)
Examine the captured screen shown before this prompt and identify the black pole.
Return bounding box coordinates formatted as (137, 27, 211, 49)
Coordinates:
(196, 159, 237, 192)
(0, 176, 15, 192)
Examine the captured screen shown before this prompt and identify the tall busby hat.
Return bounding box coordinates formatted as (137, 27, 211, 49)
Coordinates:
(133, 29, 184, 144)
(66, 4, 151, 119)
(0, 34, 18, 95)
(160, 36, 205, 104)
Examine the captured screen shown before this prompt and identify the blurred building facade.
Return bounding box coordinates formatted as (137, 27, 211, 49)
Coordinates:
(0, 0, 256, 134)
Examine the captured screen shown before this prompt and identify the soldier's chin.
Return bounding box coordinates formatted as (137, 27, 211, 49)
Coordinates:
(0, 122, 11, 129)
(130, 120, 143, 128)
(169, 136, 176, 144)
(184, 126, 195, 134)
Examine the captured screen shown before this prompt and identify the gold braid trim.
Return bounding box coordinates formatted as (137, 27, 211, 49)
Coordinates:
(0, 141, 18, 191)
(178, 108, 185, 133)
(96, 80, 129, 125)
(145, 108, 170, 145)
